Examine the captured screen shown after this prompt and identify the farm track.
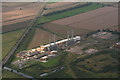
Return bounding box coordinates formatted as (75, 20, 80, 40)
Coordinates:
(2, 2, 47, 66)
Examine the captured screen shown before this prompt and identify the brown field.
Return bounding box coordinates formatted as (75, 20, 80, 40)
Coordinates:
(42, 23, 92, 36)
(2, 2, 40, 12)
(46, 2, 76, 8)
(43, 2, 86, 15)
(113, 4, 118, 7)
(2, 2, 31, 7)
(2, 2, 41, 26)
(2, 2, 46, 32)
(28, 28, 61, 49)
(3, 13, 34, 22)
(2, 20, 31, 33)
(28, 22, 92, 49)
(3, 16, 33, 26)
(51, 7, 118, 30)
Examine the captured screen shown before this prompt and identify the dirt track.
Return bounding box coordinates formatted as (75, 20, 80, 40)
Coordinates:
(51, 6, 118, 30)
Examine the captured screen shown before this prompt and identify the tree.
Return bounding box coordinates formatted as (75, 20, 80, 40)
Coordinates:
(20, 8, 22, 10)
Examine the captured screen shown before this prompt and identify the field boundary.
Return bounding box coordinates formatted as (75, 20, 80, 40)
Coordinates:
(2, 3, 47, 66)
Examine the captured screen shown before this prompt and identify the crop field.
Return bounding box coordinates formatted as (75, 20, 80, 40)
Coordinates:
(28, 28, 61, 49)
(2, 2, 31, 7)
(3, 13, 34, 22)
(2, 2, 41, 26)
(3, 20, 31, 33)
(70, 49, 119, 78)
(2, 2, 46, 32)
(113, 3, 119, 7)
(43, 2, 87, 15)
(2, 29, 25, 59)
(42, 23, 92, 36)
(37, 3, 103, 24)
(51, 6, 118, 30)
(46, 2, 76, 8)
(3, 16, 33, 26)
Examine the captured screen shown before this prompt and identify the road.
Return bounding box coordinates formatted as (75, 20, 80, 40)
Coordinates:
(2, 2, 47, 66)
(3, 66, 35, 79)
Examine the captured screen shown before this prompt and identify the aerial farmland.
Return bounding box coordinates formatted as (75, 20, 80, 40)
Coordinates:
(51, 6, 118, 30)
(2, 1, 119, 79)
(2, 2, 45, 32)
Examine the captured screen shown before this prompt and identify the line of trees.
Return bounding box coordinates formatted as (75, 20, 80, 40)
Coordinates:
(43, 3, 92, 16)
(102, 28, 120, 34)
(84, 28, 120, 38)
(85, 29, 101, 37)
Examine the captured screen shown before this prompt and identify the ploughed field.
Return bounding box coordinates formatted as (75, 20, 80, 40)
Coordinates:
(51, 6, 118, 30)
(43, 2, 87, 15)
(29, 22, 92, 50)
(2, 2, 45, 32)
(46, 2, 76, 8)
(2, 20, 31, 33)
(42, 23, 92, 36)
(2, 2, 41, 26)
(28, 28, 62, 49)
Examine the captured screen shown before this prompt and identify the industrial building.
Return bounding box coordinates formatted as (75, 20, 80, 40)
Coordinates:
(15, 31, 81, 65)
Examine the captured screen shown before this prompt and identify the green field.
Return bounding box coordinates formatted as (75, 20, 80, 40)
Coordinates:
(43, 69, 72, 78)
(2, 70, 24, 79)
(2, 29, 25, 59)
(37, 3, 103, 24)
(5, 28, 35, 66)
(70, 49, 119, 78)
(48, 2, 56, 4)
(48, 0, 64, 4)
(40, 55, 62, 68)
(8, 52, 67, 77)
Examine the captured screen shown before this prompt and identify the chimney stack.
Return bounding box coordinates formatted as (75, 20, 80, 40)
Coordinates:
(71, 30, 74, 39)
(49, 36, 51, 46)
(53, 34, 56, 45)
(67, 31, 70, 40)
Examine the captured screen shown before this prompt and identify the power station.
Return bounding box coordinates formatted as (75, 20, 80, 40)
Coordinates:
(14, 31, 80, 68)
